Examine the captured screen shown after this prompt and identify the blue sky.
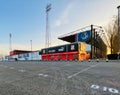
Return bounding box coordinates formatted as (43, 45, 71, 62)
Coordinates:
(0, 0, 119, 56)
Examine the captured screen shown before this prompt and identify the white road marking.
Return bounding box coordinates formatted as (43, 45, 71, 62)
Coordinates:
(38, 73, 44, 76)
(38, 73, 49, 77)
(109, 88, 119, 94)
(91, 84, 99, 89)
(18, 69, 26, 73)
(68, 64, 98, 79)
(43, 74, 48, 77)
(10, 67, 14, 69)
(91, 84, 119, 94)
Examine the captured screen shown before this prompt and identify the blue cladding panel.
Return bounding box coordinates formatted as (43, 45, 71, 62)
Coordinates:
(77, 30, 91, 42)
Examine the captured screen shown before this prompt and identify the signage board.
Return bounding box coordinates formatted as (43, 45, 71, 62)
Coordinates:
(77, 30, 91, 42)
(41, 49, 47, 54)
(41, 45, 66, 54)
(68, 43, 78, 52)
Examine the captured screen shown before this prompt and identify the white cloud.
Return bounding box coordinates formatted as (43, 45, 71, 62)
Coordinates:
(55, 2, 74, 27)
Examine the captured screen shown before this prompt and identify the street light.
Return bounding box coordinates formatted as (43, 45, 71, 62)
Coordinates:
(30, 40, 32, 60)
(30, 40, 32, 52)
(117, 6, 120, 53)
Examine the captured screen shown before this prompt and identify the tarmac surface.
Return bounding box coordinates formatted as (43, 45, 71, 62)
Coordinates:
(0, 60, 120, 95)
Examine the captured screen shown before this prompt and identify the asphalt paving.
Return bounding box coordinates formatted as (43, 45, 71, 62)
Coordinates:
(0, 60, 120, 95)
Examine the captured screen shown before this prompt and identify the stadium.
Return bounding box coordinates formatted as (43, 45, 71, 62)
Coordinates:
(3, 25, 107, 61)
(0, 1, 120, 95)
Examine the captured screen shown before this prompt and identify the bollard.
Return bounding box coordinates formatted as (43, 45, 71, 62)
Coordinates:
(96, 59, 99, 62)
(106, 59, 108, 62)
(88, 59, 91, 62)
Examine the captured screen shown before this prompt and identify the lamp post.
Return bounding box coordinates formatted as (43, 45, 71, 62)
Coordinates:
(30, 40, 32, 52)
(9, 33, 12, 51)
(30, 40, 32, 60)
(117, 6, 120, 53)
(91, 25, 93, 59)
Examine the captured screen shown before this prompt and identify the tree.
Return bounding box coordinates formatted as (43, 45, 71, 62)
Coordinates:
(105, 16, 118, 54)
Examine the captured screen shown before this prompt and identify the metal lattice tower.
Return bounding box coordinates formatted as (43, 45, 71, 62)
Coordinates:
(45, 4, 51, 48)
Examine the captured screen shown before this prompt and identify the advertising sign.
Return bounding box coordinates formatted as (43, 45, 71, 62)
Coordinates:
(57, 45, 66, 53)
(77, 30, 91, 42)
(41, 49, 47, 54)
(68, 43, 78, 52)
(47, 45, 66, 54)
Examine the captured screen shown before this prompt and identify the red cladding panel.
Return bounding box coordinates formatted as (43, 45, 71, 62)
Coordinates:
(45, 54, 50, 61)
(61, 54, 67, 61)
(41, 51, 78, 61)
(68, 54, 74, 61)
(42, 55, 47, 60)
(67, 52, 78, 60)
(10, 51, 14, 56)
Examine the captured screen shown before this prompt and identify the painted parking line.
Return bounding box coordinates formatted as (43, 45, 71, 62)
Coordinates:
(68, 64, 98, 79)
